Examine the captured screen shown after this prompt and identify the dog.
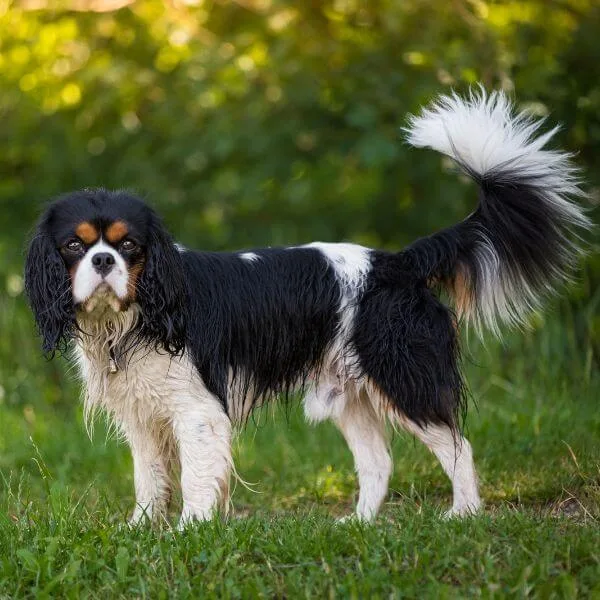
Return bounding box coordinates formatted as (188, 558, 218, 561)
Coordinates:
(24, 89, 590, 525)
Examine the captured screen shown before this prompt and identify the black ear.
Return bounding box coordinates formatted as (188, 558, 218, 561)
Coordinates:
(136, 212, 187, 355)
(24, 224, 75, 356)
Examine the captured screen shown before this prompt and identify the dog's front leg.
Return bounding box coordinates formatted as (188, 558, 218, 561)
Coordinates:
(171, 392, 232, 528)
(124, 421, 172, 525)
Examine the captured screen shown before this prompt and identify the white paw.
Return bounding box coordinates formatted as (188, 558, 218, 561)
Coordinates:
(128, 506, 153, 527)
(336, 511, 375, 525)
(176, 507, 214, 531)
(335, 514, 357, 525)
(443, 502, 482, 519)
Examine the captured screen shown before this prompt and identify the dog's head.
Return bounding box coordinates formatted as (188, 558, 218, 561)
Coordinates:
(25, 189, 187, 356)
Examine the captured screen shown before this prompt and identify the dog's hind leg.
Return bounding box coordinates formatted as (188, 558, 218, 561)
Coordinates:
(400, 418, 481, 517)
(332, 388, 392, 522)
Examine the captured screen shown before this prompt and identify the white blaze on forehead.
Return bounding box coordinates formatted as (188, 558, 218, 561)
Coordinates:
(72, 239, 129, 303)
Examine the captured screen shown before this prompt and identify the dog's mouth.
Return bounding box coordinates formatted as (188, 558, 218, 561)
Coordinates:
(77, 283, 126, 315)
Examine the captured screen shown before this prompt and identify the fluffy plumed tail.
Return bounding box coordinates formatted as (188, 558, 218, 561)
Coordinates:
(403, 89, 591, 335)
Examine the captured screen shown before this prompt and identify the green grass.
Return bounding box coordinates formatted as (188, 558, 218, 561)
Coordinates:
(1, 311, 599, 597)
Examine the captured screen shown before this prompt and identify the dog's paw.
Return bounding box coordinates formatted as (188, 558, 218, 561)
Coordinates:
(443, 502, 482, 519)
(335, 514, 356, 525)
(128, 505, 154, 528)
(335, 512, 375, 526)
(127, 515, 149, 528)
(176, 507, 215, 531)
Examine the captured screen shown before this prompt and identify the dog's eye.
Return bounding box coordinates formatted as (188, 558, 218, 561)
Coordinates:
(66, 239, 83, 252)
(120, 239, 137, 252)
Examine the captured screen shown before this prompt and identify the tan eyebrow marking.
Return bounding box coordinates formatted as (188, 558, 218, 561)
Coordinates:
(75, 222, 99, 244)
(105, 220, 129, 243)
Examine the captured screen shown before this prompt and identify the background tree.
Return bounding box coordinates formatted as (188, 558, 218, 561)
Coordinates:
(0, 0, 597, 408)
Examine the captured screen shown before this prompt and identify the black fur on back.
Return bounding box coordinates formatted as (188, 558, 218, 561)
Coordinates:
(352, 251, 466, 430)
(181, 248, 341, 413)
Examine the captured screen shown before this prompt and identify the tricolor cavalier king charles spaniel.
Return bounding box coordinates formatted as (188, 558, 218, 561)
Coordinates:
(25, 90, 589, 526)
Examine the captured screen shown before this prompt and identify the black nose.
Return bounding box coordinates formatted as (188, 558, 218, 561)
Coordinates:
(91, 252, 116, 276)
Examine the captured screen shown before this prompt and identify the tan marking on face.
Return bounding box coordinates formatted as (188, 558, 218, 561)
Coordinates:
(68, 263, 79, 284)
(126, 259, 145, 301)
(105, 221, 129, 244)
(75, 222, 99, 245)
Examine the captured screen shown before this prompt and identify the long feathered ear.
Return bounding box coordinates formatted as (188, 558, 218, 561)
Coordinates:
(136, 211, 187, 355)
(24, 225, 75, 356)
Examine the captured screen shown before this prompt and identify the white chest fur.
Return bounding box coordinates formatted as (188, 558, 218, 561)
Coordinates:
(73, 305, 233, 526)
(74, 305, 202, 433)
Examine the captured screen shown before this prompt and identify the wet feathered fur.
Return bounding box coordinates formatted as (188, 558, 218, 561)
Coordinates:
(23, 88, 590, 524)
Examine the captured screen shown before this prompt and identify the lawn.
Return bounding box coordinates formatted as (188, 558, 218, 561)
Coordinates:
(1, 310, 599, 598)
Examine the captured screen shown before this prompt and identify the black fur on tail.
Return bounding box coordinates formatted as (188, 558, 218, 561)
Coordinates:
(353, 89, 590, 431)
(403, 89, 590, 334)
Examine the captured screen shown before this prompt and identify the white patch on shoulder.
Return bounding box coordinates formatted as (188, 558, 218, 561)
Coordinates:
(174, 243, 186, 253)
(240, 252, 260, 262)
(302, 242, 372, 406)
(303, 242, 371, 292)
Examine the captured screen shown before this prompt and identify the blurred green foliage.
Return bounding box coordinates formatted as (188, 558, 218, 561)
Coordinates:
(0, 0, 598, 411)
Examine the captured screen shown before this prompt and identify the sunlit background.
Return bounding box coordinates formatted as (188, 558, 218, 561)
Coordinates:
(0, 0, 598, 512)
